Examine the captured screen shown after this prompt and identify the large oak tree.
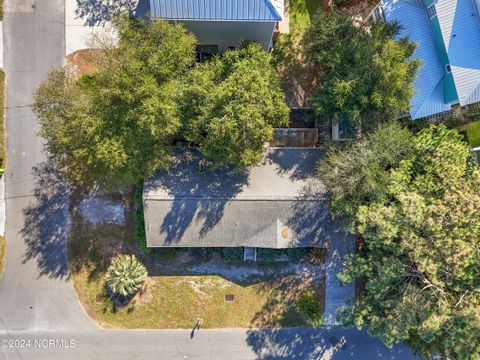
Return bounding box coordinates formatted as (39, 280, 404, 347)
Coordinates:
(180, 42, 289, 168)
(33, 15, 197, 188)
(320, 124, 480, 359)
(303, 11, 419, 133)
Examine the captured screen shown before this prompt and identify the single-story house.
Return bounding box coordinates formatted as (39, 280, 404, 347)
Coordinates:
(143, 148, 348, 260)
(149, 0, 285, 55)
(380, 0, 480, 119)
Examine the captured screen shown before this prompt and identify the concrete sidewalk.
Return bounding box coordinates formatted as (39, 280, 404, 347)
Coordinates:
(65, 0, 150, 55)
(0, 176, 4, 236)
(323, 234, 355, 326)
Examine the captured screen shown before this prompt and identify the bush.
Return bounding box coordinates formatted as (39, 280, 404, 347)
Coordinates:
(257, 248, 286, 262)
(151, 248, 177, 263)
(134, 183, 148, 251)
(296, 291, 324, 327)
(286, 248, 310, 262)
(191, 248, 213, 262)
(222, 247, 244, 263)
(106, 255, 147, 297)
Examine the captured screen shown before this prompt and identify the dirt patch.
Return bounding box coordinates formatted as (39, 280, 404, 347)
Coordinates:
(272, 33, 319, 108)
(341, 0, 378, 23)
(132, 278, 154, 306)
(66, 49, 103, 79)
(78, 197, 125, 226)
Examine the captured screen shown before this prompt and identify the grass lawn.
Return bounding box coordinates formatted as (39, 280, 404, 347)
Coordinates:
(69, 199, 325, 329)
(0, 236, 5, 278)
(0, 0, 3, 21)
(460, 120, 480, 148)
(73, 269, 318, 329)
(290, 0, 322, 33)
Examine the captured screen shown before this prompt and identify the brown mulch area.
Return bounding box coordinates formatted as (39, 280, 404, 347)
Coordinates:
(66, 49, 103, 79)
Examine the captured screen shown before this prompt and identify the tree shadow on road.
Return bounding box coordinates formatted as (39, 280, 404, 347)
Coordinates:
(74, 0, 150, 26)
(21, 160, 71, 279)
(246, 328, 348, 359)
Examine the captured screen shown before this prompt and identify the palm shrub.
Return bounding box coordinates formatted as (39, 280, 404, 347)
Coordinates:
(106, 255, 147, 297)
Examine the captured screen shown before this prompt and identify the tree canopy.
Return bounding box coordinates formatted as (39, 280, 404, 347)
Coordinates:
(180, 42, 289, 168)
(34, 16, 288, 187)
(303, 11, 419, 133)
(318, 122, 414, 226)
(320, 124, 480, 359)
(33, 15, 197, 188)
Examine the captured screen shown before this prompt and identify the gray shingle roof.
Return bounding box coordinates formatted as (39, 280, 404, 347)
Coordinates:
(143, 148, 348, 248)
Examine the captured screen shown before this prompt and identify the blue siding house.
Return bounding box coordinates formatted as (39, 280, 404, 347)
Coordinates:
(382, 0, 480, 119)
(149, 0, 285, 54)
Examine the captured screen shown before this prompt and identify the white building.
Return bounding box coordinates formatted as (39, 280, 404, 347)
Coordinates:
(149, 0, 285, 56)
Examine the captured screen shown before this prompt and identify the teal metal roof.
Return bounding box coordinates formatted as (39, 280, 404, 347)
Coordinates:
(150, 0, 283, 21)
(382, 0, 480, 119)
(435, 0, 480, 106)
(383, 0, 452, 119)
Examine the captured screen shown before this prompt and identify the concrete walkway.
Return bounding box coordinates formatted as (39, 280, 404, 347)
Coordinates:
(0, 176, 4, 236)
(65, 0, 149, 55)
(324, 234, 355, 326)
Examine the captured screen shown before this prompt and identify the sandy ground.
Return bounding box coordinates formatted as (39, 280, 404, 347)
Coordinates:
(189, 261, 324, 282)
(78, 197, 125, 225)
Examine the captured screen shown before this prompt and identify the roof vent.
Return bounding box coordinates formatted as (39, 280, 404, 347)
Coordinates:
(225, 294, 235, 302)
(427, 4, 437, 20)
(199, 160, 208, 171)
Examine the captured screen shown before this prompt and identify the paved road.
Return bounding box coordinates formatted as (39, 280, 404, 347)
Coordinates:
(0, 0, 96, 331)
(0, 1, 419, 359)
(0, 328, 417, 360)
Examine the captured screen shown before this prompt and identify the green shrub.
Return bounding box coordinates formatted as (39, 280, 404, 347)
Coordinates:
(254, 248, 313, 262)
(134, 183, 148, 251)
(296, 291, 324, 327)
(286, 248, 310, 261)
(222, 247, 244, 263)
(78, 74, 97, 88)
(257, 248, 285, 262)
(151, 248, 177, 263)
(191, 248, 213, 262)
(106, 254, 147, 297)
(210, 247, 223, 254)
(460, 120, 480, 147)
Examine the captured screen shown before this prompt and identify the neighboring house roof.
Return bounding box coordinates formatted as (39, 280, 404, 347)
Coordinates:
(382, 0, 480, 119)
(149, 0, 283, 21)
(436, 0, 480, 106)
(143, 148, 348, 248)
(383, 0, 451, 119)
